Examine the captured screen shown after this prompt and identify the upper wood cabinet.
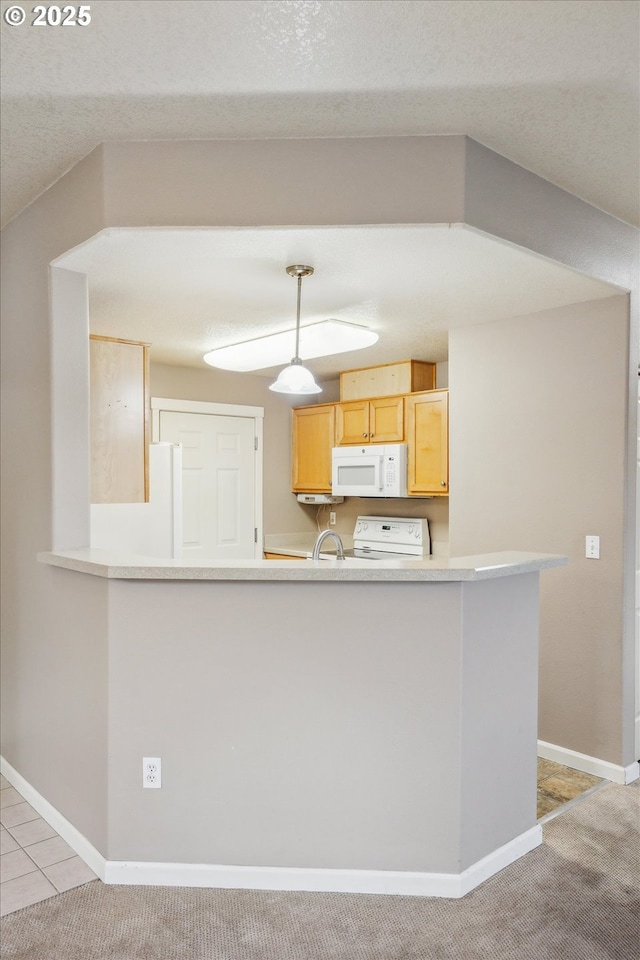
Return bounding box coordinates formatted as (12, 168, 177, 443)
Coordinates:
(291, 403, 335, 493)
(405, 390, 449, 496)
(340, 360, 435, 401)
(335, 396, 404, 445)
(90, 335, 150, 504)
(292, 361, 444, 495)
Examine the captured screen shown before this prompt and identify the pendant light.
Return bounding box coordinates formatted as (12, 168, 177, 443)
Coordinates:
(269, 265, 322, 394)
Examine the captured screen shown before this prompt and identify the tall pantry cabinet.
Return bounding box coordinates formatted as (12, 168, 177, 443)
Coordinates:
(89, 334, 150, 503)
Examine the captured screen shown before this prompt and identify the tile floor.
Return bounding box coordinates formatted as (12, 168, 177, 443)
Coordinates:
(0, 762, 605, 917)
(0, 774, 98, 917)
(536, 757, 603, 819)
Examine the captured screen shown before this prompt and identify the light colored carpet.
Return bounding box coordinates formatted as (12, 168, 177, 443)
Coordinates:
(1, 782, 638, 960)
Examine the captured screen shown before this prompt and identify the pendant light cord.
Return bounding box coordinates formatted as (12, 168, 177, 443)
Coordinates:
(294, 273, 302, 361)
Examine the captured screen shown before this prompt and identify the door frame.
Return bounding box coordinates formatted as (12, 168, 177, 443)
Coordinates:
(151, 397, 264, 560)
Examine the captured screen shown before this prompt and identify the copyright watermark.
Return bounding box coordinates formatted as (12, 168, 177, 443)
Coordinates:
(4, 5, 26, 24)
(3, 5, 91, 26)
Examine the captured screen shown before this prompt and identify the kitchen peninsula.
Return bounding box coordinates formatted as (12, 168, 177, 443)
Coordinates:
(38, 548, 565, 897)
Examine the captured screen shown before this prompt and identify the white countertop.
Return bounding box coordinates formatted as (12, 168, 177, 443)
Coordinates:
(38, 548, 567, 582)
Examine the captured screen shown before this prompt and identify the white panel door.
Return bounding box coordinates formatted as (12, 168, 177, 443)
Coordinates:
(158, 411, 257, 559)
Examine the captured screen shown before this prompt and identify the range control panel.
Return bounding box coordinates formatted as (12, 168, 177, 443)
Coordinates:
(353, 516, 430, 556)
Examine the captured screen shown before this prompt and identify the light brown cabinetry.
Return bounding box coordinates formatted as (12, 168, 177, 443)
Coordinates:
(405, 390, 449, 496)
(291, 403, 335, 493)
(335, 396, 404, 445)
(292, 361, 447, 496)
(264, 552, 306, 560)
(90, 334, 150, 504)
(340, 360, 435, 401)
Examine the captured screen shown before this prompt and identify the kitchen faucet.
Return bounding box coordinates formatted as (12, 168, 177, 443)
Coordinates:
(312, 529, 345, 561)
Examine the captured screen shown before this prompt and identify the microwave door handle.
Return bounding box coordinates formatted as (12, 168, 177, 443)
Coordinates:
(375, 454, 384, 491)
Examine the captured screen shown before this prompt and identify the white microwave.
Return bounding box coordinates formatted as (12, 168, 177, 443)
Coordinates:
(332, 444, 408, 498)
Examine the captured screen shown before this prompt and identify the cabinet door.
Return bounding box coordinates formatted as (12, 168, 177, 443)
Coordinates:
(369, 396, 404, 443)
(335, 401, 370, 445)
(340, 361, 436, 400)
(90, 335, 149, 503)
(406, 391, 449, 495)
(292, 404, 335, 492)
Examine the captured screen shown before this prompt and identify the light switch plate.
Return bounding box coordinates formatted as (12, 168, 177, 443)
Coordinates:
(585, 535, 600, 559)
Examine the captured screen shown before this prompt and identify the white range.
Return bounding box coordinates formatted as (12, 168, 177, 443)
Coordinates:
(346, 515, 430, 560)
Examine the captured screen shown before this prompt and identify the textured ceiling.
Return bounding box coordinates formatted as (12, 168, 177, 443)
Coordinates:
(1, 0, 638, 228)
(56, 225, 620, 379)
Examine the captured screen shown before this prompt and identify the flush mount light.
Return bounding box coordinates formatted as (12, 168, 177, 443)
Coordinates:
(202, 266, 378, 389)
(203, 319, 378, 373)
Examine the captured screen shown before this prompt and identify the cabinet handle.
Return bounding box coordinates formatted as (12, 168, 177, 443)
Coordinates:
(370, 433, 374, 438)
(440, 481, 447, 486)
(362, 433, 367, 437)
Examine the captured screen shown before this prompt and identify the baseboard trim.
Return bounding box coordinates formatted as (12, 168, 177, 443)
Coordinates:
(1, 755, 540, 898)
(538, 740, 640, 785)
(0, 756, 107, 881)
(103, 827, 542, 899)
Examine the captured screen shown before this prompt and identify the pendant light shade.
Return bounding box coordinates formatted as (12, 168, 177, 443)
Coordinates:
(269, 265, 322, 395)
(269, 356, 322, 394)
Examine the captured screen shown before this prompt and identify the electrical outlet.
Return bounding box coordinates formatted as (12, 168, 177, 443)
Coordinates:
(143, 757, 162, 789)
(329, 511, 337, 526)
(585, 535, 600, 559)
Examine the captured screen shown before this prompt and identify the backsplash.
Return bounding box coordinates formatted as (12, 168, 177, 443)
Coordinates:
(299, 495, 449, 557)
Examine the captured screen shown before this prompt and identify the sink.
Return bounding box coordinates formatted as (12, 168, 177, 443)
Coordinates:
(305, 551, 375, 564)
(314, 548, 384, 561)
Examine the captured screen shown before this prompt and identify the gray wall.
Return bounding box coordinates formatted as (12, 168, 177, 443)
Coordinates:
(464, 137, 639, 765)
(105, 573, 537, 873)
(459, 574, 540, 868)
(0, 137, 470, 851)
(106, 577, 465, 870)
(0, 151, 109, 850)
(102, 137, 467, 228)
(0, 136, 636, 859)
(449, 295, 630, 763)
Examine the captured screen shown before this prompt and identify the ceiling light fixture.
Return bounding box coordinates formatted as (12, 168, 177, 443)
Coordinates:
(203, 319, 378, 373)
(202, 264, 379, 389)
(270, 265, 320, 394)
